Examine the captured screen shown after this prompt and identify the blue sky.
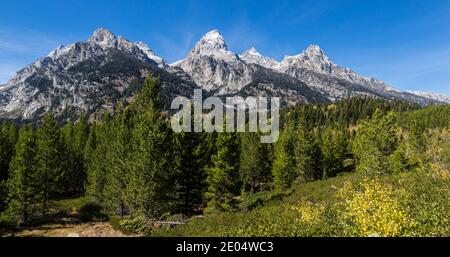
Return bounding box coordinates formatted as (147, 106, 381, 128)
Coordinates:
(1, 0, 450, 94)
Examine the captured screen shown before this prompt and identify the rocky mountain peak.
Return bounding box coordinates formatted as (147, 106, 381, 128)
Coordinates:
(199, 29, 227, 48)
(280, 44, 334, 75)
(190, 29, 236, 59)
(86, 28, 165, 66)
(304, 44, 325, 57)
(239, 47, 279, 70)
(283, 44, 329, 64)
(88, 28, 118, 49)
(245, 47, 262, 56)
(179, 29, 252, 93)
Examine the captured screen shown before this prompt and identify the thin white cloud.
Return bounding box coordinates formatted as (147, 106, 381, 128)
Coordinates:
(225, 17, 266, 55)
(151, 31, 195, 63)
(337, 45, 450, 94)
(0, 27, 68, 56)
(0, 27, 74, 83)
(0, 63, 21, 84)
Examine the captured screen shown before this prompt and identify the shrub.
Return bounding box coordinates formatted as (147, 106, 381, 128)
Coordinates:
(118, 216, 153, 235)
(340, 178, 416, 236)
(78, 201, 108, 222)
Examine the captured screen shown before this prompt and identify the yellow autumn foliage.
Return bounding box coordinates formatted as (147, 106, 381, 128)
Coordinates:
(343, 179, 416, 236)
(293, 202, 325, 224)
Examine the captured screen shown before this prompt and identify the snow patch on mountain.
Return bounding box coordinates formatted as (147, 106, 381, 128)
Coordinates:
(135, 41, 166, 68)
(408, 91, 450, 103)
(189, 29, 238, 61)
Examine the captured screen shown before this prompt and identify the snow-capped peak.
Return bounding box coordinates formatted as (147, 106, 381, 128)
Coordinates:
(246, 47, 262, 56)
(304, 44, 324, 56)
(187, 29, 237, 61)
(239, 47, 279, 69)
(200, 29, 226, 48)
(195, 30, 229, 53)
(88, 28, 118, 49)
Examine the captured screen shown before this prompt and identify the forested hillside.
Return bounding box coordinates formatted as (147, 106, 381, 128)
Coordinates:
(0, 75, 449, 236)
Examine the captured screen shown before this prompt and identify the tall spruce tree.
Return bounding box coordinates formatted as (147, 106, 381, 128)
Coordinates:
(293, 117, 315, 182)
(239, 132, 273, 192)
(125, 75, 177, 217)
(320, 127, 346, 178)
(83, 125, 97, 183)
(6, 126, 38, 225)
(1, 123, 17, 212)
(103, 109, 133, 216)
(60, 123, 76, 197)
(353, 109, 399, 174)
(36, 113, 66, 214)
(71, 115, 90, 196)
(86, 117, 109, 201)
(173, 129, 214, 215)
(205, 130, 240, 213)
(0, 122, 17, 181)
(409, 117, 427, 152)
(272, 126, 296, 190)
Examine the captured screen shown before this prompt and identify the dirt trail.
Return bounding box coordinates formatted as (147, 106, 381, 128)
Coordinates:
(10, 222, 133, 237)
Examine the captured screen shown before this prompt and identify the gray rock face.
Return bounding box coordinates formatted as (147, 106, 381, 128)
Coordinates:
(239, 47, 279, 70)
(174, 30, 328, 105)
(0, 28, 192, 122)
(277, 45, 395, 101)
(176, 30, 255, 94)
(174, 31, 441, 105)
(239, 44, 442, 104)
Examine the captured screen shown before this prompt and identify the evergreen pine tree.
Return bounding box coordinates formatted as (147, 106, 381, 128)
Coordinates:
(293, 117, 315, 182)
(86, 120, 109, 201)
(239, 132, 273, 192)
(103, 110, 133, 216)
(6, 126, 38, 225)
(0, 122, 17, 182)
(390, 136, 409, 173)
(71, 115, 90, 195)
(353, 109, 399, 174)
(125, 75, 177, 217)
(83, 125, 97, 178)
(409, 117, 427, 152)
(320, 127, 346, 178)
(36, 113, 66, 215)
(205, 130, 240, 213)
(173, 129, 213, 215)
(272, 126, 296, 190)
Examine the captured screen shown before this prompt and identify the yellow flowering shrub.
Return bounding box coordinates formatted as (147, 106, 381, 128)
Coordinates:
(343, 179, 416, 237)
(293, 201, 325, 224)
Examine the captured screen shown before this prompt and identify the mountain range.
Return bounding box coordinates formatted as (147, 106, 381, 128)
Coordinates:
(0, 28, 448, 122)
